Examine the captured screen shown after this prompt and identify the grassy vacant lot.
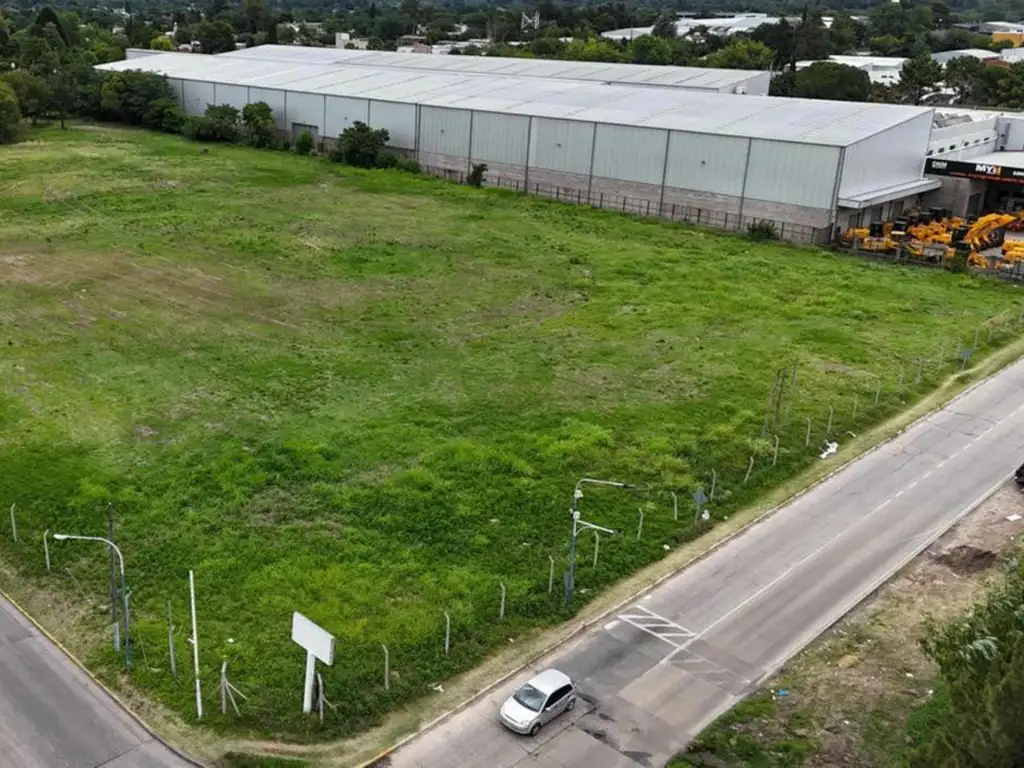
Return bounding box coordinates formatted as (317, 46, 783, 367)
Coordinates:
(0, 125, 1021, 741)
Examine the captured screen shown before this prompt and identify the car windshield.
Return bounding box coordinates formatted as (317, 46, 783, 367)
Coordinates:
(513, 683, 546, 712)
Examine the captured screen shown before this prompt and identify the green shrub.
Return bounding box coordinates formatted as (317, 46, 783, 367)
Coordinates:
(747, 220, 779, 241)
(279, 136, 291, 151)
(143, 98, 185, 134)
(203, 104, 240, 142)
(182, 115, 217, 142)
(242, 101, 276, 148)
(330, 120, 389, 168)
(0, 81, 23, 145)
(468, 162, 488, 187)
(397, 155, 421, 173)
(98, 70, 174, 125)
(294, 130, 314, 155)
(375, 151, 400, 169)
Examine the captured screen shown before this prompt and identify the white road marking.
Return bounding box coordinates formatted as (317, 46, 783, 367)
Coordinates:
(658, 399, 1024, 667)
(604, 620, 620, 631)
(617, 605, 696, 648)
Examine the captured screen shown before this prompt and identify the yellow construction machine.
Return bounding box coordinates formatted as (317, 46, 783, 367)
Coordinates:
(841, 208, 1024, 270)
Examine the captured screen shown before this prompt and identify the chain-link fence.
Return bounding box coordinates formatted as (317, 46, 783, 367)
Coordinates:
(419, 165, 831, 246)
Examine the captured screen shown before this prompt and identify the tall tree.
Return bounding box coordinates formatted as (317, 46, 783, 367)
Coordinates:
(944, 55, 987, 104)
(703, 39, 774, 70)
(899, 53, 942, 104)
(650, 12, 677, 39)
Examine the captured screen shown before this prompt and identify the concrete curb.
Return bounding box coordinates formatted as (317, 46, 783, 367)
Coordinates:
(0, 584, 208, 768)
(360, 354, 1020, 768)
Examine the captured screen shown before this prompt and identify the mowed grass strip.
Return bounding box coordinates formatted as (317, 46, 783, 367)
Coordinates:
(0, 125, 1019, 740)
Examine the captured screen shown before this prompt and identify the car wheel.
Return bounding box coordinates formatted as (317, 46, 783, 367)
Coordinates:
(567, 697, 576, 711)
(529, 723, 541, 736)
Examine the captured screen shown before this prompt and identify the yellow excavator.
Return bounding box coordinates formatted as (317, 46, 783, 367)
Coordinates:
(954, 210, 1024, 269)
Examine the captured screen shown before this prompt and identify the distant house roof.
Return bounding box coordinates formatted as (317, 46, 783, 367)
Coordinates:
(931, 49, 1000, 66)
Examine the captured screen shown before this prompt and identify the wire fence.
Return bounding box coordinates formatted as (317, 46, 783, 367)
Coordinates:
(418, 164, 831, 246)
(6, 309, 1022, 734)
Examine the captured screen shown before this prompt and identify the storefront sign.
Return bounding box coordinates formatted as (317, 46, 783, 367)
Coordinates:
(925, 158, 1024, 184)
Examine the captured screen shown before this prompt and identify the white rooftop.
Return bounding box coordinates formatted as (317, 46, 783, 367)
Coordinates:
(602, 13, 781, 40)
(932, 48, 1000, 64)
(827, 54, 908, 68)
(217, 44, 763, 92)
(97, 52, 933, 146)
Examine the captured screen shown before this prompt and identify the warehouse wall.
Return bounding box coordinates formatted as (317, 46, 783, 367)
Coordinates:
(162, 81, 844, 241)
(840, 112, 932, 199)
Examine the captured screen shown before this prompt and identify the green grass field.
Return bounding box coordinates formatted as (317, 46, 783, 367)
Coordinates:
(0, 125, 1021, 741)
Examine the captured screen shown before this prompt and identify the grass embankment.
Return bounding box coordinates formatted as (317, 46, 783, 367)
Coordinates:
(0, 125, 1021, 744)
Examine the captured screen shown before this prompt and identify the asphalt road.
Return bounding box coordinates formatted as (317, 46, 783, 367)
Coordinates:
(0, 594, 191, 768)
(388, 357, 1024, 768)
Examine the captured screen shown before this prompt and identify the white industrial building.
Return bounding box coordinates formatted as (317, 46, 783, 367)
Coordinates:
(216, 44, 771, 95)
(602, 14, 782, 41)
(97, 49, 943, 243)
(796, 55, 907, 86)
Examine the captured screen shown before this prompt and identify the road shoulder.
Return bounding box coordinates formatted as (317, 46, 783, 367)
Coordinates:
(672, 483, 1024, 768)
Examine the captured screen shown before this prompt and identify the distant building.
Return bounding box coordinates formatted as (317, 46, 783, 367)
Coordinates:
(796, 55, 907, 86)
(602, 14, 783, 41)
(931, 48, 1001, 67)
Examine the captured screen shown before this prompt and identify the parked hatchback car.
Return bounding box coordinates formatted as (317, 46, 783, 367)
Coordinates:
(498, 668, 577, 735)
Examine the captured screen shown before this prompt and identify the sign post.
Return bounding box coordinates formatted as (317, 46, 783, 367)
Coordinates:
(291, 612, 335, 714)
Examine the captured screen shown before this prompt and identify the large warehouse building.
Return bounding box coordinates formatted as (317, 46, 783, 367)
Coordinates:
(98, 50, 941, 243)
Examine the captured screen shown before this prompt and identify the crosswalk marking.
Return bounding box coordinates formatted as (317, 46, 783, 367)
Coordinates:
(614, 605, 696, 648)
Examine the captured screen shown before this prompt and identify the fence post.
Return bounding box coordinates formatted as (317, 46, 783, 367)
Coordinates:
(772, 435, 780, 466)
(805, 417, 812, 447)
(743, 456, 755, 484)
(168, 601, 177, 680)
(43, 530, 50, 571)
(671, 491, 678, 522)
(826, 406, 834, 436)
(709, 471, 717, 502)
(672, 203, 677, 219)
(499, 583, 506, 620)
(382, 644, 389, 691)
(443, 611, 451, 656)
(548, 555, 554, 594)
(9, 503, 16, 543)
(636, 507, 644, 540)
(593, 532, 600, 566)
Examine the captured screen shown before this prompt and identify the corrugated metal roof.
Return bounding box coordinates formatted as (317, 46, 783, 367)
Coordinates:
(96, 53, 932, 146)
(216, 45, 763, 91)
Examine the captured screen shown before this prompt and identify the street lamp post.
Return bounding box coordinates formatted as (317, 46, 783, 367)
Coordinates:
(565, 478, 633, 606)
(52, 533, 131, 670)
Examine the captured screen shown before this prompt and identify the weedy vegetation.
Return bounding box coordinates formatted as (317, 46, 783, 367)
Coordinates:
(0, 125, 1020, 740)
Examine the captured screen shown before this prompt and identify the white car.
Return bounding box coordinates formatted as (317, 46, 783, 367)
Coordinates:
(498, 668, 577, 736)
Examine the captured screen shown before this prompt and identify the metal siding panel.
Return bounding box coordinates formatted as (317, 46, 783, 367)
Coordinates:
(419, 106, 471, 158)
(743, 140, 840, 208)
(215, 84, 248, 111)
(286, 91, 325, 132)
(664, 132, 748, 197)
(591, 125, 667, 185)
(470, 112, 529, 166)
(250, 88, 286, 129)
(528, 118, 595, 174)
(369, 101, 417, 149)
(840, 113, 933, 199)
(181, 81, 215, 116)
(169, 78, 184, 106)
(324, 96, 369, 138)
